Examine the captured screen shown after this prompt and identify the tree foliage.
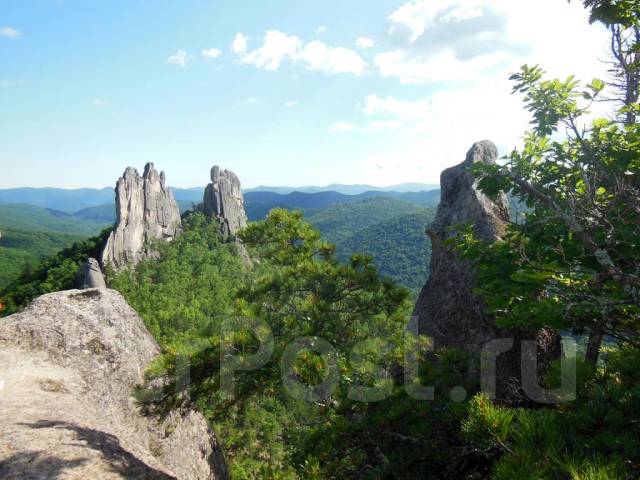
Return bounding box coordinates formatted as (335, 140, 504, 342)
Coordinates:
(0, 228, 86, 289)
(127, 210, 478, 478)
(0, 228, 111, 316)
(455, 2, 640, 478)
(457, 61, 640, 365)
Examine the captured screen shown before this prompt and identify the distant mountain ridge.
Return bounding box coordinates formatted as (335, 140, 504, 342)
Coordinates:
(243, 183, 439, 195)
(0, 187, 204, 213)
(244, 189, 441, 221)
(0, 188, 116, 213)
(0, 184, 439, 213)
(0, 193, 440, 293)
(2, 188, 441, 224)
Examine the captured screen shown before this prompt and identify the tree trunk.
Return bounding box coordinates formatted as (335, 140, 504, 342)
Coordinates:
(585, 328, 604, 367)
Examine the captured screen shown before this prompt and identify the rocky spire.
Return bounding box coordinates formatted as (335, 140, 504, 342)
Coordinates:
(74, 258, 106, 289)
(101, 163, 181, 271)
(201, 166, 248, 237)
(413, 140, 560, 400)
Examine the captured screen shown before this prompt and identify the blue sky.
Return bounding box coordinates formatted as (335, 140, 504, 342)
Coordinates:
(1, 0, 608, 189)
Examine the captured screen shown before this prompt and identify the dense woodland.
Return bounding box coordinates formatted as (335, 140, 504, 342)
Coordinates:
(0, 228, 85, 289)
(1, 1, 640, 478)
(0, 196, 434, 298)
(304, 198, 434, 292)
(0, 204, 111, 288)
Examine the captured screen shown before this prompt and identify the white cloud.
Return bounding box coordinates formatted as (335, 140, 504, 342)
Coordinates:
(168, 50, 190, 67)
(93, 98, 107, 107)
(302, 41, 367, 75)
(239, 30, 301, 71)
(354, 80, 531, 184)
(332, 95, 430, 134)
(202, 48, 222, 59)
(0, 80, 13, 88)
(344, 0, 613, 185)
(239, 97, 258, 106)
(389, 0, 486, 43)
(356, 37, 375, 50)
(363, 120, 403, 133)
(328, 95, 432, 135)
(378, 0, 609, 84)
(284, 101, 298, 108)
(329, 122, 356, 133)
(316, 26, 327, 35)
(231, 33, 248, 54)
(1, 27, 21, 39)
(361, 94, 429, 119)
(374, 49, 507, 84)
(232, 30, 367, 76)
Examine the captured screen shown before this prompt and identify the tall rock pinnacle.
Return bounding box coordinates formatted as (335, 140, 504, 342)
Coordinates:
(201, 166, 248, 237)
(413, 140, 560, 400)
(414, 141, 510, 347)
(75, 258, 107, 289)
(101, 163, 181, 271)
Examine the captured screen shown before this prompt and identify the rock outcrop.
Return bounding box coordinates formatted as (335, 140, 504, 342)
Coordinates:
(200, 166, 248, 237)
(102, 164, 181, 271)
(75, 258, 107, 289)
(0, 289, 227, 479)
(413, 140, 560, 400)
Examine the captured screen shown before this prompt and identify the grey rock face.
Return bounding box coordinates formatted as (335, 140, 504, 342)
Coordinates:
(413, 140, 560, 400)
(102, 164, 181, 271)
(0, 289, 227, 480)
(201, 166, 248, 237)
(75, 258, 107, 289)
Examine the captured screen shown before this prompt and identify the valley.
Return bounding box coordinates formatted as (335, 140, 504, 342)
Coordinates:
(2, 1, 637, 477)
(0, 187, 439, 292)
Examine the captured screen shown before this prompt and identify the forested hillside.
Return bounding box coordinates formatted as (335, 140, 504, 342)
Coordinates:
(0, 195, 435, 293)
(110, 210, 465, 478)
(0, 204, 111, 288)
(244, 189, 440, 221)
(0, 185, 440, 214)
(333, 211, 433, 292)
(0, 228, 111, 314)
(0, 228, 85, 289)
(4, 0, 640, 479)
(303, 197, 425, 241)
(0, 204, 108, 235)
(303, 198, 434, 292)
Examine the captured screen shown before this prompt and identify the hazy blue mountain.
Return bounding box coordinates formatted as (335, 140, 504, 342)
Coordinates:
(243, 183, 439, 195)
(73, 203, 118, 223)
(172, 187, 204, 204)
(73, 200, 195, 223)
(0, 188, 115, 213)
(392, 190, 441, 206)
(0, 186, 439, 217)
(0, 195, 436, 295)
